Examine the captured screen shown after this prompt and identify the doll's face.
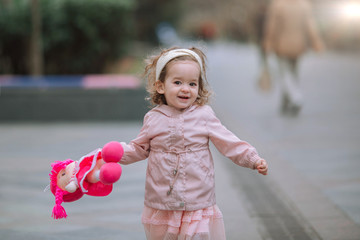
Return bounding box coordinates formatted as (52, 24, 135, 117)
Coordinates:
(57, 162, 75, 191)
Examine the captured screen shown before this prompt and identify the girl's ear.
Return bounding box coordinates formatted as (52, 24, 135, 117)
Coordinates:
(155, 81, 165, 94)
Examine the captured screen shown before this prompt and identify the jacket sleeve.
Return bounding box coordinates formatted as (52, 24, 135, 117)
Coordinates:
(120, 113, 151, 165)
(205, 106, 261, 169)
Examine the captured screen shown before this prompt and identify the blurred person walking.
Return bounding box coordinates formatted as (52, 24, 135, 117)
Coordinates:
(263, 0, 324, 115)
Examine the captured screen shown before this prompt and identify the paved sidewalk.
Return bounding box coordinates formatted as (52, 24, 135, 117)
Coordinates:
(206, 42, 360, 240)
(0, 123, 147, 240)
(1, 42, 360, 240)
(0, 122, 263, 240)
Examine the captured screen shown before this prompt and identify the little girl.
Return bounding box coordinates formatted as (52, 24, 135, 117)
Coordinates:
(120, 47, 268, 240)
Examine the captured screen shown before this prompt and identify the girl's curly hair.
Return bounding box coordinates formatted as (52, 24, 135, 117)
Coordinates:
(143, 47, 212, 106)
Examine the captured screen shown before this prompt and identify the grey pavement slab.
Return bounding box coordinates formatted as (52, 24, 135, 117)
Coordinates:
(0, 123, 147, 240)
(205, 42, 360, 239)
(0, 122, 262, 239)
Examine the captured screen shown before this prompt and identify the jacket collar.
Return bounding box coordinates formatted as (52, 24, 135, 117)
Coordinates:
(153, 104, 199, 117)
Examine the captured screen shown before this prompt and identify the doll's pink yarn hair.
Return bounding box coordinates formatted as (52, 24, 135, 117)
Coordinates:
(49, 159, 83, 219)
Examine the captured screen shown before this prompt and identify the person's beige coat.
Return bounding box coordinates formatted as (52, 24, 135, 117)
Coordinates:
(263, 0, 324, 59)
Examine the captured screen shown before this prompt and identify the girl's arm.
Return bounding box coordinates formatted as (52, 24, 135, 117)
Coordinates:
(120, 114, 151, 165)
(206, 106, 263, 170)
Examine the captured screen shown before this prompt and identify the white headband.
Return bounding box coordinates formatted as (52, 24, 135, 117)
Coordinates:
(155, 49, 204, 81)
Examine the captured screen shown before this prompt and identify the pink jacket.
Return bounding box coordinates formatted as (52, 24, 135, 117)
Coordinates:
(121, 104, 261, 211)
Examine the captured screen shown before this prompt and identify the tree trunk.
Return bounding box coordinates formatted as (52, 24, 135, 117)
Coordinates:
(30, 0, 43, 76)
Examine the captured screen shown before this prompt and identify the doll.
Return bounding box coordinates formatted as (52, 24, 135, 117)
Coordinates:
(49, 141, 123, 219)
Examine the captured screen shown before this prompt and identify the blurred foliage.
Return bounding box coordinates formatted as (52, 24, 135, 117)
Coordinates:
(134, 0, 183, 43)
(0, 0, 32, 74)
(0, 0, 135, 74)
(41, 0, 136, 74)
(0, 0, 182, 74)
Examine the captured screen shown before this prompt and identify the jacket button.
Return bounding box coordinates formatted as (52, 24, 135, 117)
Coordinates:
(179, 202, 185, 207)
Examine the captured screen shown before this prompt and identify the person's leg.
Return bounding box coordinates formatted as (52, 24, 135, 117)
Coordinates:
(287, 58, 303, 114)
(277, 57, 290, 113)
(257, 47, 271, 91)
(277, 56, 302, 114)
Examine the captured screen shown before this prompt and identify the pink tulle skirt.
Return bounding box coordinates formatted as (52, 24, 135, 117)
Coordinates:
(141, 205, 226, 240)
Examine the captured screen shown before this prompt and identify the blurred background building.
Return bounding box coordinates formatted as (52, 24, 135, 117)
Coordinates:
(1, 0, 360, 76)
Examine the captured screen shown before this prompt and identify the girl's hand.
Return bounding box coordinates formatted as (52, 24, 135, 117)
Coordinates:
(255, 159, 268, 175)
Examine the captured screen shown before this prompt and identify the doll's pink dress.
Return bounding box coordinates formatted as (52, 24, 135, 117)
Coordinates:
(76, 149, 112, 196)
(142, 205, 226, 240)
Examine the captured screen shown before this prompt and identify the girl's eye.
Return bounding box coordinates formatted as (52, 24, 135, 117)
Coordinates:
(174, 81, 181, 85)
(190, 82, 197, 87)
(61, 173, 66, 176)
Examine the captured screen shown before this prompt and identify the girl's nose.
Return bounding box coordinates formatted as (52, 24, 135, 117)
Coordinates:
(181, 85, 190, 92)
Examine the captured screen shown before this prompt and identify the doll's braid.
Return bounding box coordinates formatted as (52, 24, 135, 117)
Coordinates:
(49, 160, 73, 219)
(52, 187, 67, 219)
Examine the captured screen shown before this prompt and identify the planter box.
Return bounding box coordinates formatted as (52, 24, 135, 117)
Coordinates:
(0, 75, 149, 122)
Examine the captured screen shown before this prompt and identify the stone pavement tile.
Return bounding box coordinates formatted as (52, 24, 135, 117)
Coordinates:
(257, 144, 360, 240)
(325, 183, 360, 225)
(0, 122, 266, 240)
(212, 104, 360, 240)
(207, 42, 360, 229)
(212, 144, 263, 240)
(0, 123, 147, 240)
(310, 217, 360, 240)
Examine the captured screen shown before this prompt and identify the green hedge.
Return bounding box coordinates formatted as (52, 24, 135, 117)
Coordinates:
(0, 0, 135, 74)
(0, 0, 31, 74)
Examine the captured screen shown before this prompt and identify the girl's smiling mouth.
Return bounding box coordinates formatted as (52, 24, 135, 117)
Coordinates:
(178, 96, 190, 99)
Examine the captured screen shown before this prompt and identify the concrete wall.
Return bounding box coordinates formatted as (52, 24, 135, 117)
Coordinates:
(0, 88, 149, 122)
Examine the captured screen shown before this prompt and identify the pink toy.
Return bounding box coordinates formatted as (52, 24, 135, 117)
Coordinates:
(49, 141, 123, 219)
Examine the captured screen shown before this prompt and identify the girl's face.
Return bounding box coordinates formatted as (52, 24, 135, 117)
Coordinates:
(156, 60, 200, 111)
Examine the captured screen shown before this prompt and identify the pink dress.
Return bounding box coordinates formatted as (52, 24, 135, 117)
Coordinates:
(142, 205, 226, 240)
